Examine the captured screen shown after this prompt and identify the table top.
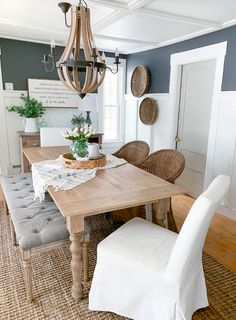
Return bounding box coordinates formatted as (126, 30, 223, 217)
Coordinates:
(23, 146, 186, 218)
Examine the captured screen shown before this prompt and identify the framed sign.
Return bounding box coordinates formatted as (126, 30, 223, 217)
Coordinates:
(28, 78, 80, 108)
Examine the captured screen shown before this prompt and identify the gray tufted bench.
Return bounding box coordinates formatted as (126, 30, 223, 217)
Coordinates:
(1, 173, 90, 302)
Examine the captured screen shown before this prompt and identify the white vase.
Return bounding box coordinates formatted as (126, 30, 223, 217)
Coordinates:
(23, 118, 38, 132)
(88, 143, 100, 159)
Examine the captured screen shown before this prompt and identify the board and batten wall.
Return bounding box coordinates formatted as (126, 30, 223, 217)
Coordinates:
(125, 25, 236, 219)
(124, 91, 236, 220)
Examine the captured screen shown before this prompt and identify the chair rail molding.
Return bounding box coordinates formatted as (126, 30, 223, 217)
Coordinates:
(168, 41, 227, 190)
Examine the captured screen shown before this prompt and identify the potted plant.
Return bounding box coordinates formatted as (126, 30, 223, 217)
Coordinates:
(63, 125, 95, 159)
(71, 113, 85, 129)
(7, 94, 45, 132)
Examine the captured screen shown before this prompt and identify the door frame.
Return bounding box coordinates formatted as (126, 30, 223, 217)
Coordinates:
(0, 53, 10, 175)
(168, 41, 227, 189)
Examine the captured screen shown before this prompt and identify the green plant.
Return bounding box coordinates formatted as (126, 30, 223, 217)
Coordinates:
(71, 113, 85, 127)
(7, 94, 45, 118)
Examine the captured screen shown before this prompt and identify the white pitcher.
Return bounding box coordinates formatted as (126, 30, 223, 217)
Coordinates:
(88, 143, 100, 159)
(23, 118, 38, 132)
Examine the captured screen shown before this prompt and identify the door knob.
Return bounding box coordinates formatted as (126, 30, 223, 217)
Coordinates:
(175, 136, 181, 142)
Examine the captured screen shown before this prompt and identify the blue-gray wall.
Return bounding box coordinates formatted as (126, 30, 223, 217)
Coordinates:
(0, 38, 125, 91)
(0, 38, 64, 90)
(126, 25, 236, 93)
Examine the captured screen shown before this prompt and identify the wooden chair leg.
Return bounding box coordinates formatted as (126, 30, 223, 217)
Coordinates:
(167, 204, 178, 233)
(105, 212, 114, 225)
(82, 233, 90, 282)
(145, 204, 153, 222)
(22, 250, 33, 302)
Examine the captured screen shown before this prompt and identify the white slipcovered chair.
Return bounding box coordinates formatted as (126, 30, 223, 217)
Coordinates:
(40, 127, 71, 147)
(89, 175, 230, 320)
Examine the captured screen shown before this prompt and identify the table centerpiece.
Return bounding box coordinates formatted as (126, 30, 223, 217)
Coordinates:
(63, 125, 95, 160)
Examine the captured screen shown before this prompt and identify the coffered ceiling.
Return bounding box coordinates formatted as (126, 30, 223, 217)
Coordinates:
(0, 0, 235, 53)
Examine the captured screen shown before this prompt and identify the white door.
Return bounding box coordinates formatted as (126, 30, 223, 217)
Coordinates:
(175, 60, 216, 197)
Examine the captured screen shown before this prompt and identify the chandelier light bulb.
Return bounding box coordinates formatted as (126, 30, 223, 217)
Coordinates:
(102, 51, 106, 62)
(115, 48, 119, 57)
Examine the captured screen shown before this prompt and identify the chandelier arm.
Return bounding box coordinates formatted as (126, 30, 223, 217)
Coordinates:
(84, 9, 99, 92)
(92, 68, 106, 91)
(86, 7, 103, 64)
(81, 7, 92, 62)
(87, 67, 98, 92)
(82, 66, 93, 93)
(58, 5, 81, 93)
(106, 64, 119, 74)
(57, 67, 75, 92)
(60, 6, 78, 62)
(72, 12, 82, 91)
(64, 12, 71, 28)
(86, 8, 95, 58)
(44, 63, 55, 72)
(90, 68, 106, 92)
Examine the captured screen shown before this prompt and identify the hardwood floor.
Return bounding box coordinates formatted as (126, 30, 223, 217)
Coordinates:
(172, 195, 236, 272)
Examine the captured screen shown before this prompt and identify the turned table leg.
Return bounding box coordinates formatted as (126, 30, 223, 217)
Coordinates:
(70, 233, 83, 300)
(67, 216, 85, 301)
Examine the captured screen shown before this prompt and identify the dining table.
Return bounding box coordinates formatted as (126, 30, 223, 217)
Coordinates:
(22, 146, 186, 301)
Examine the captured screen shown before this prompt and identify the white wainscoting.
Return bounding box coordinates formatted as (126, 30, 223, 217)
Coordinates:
(212, 92, 236, 219)
(125, 91, 236, 220)
(124, 93, 170, 152)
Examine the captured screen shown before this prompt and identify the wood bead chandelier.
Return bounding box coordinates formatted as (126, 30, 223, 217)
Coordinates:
(42, 0, 120, 99)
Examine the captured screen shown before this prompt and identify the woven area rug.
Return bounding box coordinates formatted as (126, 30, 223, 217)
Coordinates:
(0, 206, 235, 320)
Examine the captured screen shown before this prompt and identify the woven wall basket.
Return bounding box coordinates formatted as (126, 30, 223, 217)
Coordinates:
(139, 98, 157, 125)
(63, 153, 106, 169)
(131, 65, 150, 97)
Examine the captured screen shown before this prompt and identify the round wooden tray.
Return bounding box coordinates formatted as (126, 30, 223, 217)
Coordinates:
(139, 97, 157, 125)
(131, 65, 150, 97)
(62, 153, 106, 169)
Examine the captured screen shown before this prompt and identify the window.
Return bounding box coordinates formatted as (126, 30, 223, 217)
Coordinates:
(99, 58, 126, 143)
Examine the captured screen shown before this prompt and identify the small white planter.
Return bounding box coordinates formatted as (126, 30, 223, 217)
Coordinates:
(23, 118, 38, 132)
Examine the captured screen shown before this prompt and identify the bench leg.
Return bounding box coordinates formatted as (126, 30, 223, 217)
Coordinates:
(3, 198, 9, 216)
(22, 250, 33, 302)
(10, 219, 17, 246)
(82, 233, 90, 282)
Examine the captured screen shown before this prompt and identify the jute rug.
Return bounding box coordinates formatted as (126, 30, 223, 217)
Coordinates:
(0, 206, 235, 320)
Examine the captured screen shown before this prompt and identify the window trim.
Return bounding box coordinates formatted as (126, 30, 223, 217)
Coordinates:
(98, 57, 126, 144)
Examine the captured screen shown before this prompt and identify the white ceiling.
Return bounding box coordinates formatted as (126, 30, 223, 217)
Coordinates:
(0, 0, 236, 54)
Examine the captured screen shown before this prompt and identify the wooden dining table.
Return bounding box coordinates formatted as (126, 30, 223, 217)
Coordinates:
(22, 146, 185, 301)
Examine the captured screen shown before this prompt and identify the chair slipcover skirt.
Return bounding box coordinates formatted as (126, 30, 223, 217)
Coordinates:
(89, 218, 208, 320)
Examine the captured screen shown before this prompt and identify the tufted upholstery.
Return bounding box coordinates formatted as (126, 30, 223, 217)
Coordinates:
(1, 173, 71, 250)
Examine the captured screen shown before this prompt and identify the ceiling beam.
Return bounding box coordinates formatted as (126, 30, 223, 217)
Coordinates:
(137, 8, 220, 27)
(94, 33, 158, 46)
(128, 0, 154, 11)
(90, 0, 220, 34)
(88, 0, 127, 10)
(93, 10, 129, 33)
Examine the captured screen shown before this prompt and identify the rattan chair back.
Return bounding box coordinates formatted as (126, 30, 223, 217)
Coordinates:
(139, 149, 185, 183)
(112, 140, 150, 166)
